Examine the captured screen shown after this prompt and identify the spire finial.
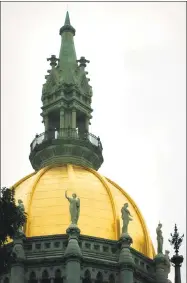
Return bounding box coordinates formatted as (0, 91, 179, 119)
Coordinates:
(59, 11, 75, 36)
(65, 11, 70, 25)
(168, 224, 184, 256)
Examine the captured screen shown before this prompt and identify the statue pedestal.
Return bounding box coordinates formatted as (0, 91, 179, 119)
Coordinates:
(64, 224, 82, 283)
(10, 233, 26, 283)
(154, 253, 170, 283)
(66, 224, 81, 237)
(118, 233, 134, 283)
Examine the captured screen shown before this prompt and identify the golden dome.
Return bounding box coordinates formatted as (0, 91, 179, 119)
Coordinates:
(13, 164, 155, 258)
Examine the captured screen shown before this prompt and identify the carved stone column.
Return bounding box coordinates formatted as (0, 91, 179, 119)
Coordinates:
(60, 109, 65, 137)
(64, 225, 82, 283)
(72, 109, 76, 129)
(85, 116, 89, 132)
(44, 115, 49, 132)
(118, 233, 134, 283)
(10, 233, 26, 283)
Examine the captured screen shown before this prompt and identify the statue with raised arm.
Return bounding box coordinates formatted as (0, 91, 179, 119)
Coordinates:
(65, 190, 80, 225)
(121, 203, 133, 234)
(156, 222, 163, 254)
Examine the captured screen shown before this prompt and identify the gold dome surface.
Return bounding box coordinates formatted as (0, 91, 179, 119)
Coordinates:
(13, 164, 155, 258)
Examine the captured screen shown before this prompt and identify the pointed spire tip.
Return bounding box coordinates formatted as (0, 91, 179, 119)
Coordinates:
(65, 11, 71, 25)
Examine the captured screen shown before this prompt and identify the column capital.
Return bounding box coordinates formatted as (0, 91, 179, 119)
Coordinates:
(171, 254, 183, 266)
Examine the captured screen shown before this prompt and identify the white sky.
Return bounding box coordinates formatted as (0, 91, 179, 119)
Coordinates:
(1, 2, 186, 281)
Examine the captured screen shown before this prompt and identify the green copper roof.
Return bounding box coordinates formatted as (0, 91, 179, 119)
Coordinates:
(42, 12, 92, 98)
(64, 11, 71, 25)
(59, 12, 77, 72)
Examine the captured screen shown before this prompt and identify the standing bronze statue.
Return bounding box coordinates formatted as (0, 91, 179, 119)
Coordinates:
(156, 222, 163, 254)
(65, 191, 80, 225)
(121, 203, 133, 234)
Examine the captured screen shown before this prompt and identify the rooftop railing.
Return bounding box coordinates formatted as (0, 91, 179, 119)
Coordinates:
(30, 128, 103, 152)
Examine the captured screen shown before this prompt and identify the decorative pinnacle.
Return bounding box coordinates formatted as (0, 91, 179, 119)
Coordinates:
(59, 11, 75, 36)
(47, 55, 59, 68)
(168, 224, 184, 256)
(77, 56, 90, 68)
(64, 11, 71, 25)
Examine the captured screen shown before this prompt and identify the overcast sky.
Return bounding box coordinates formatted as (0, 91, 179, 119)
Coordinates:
(1, 2, 186, 281)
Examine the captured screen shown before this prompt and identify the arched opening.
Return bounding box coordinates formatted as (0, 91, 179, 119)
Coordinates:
(83, 269, 92, 283)
(4, 278, 9, 283)
(95, 272, 103, 283)
(54, 269, 63, 283)
(109, 274, 115, 283)
(41, 270, 50, 283)
(29, 271, 37, 283)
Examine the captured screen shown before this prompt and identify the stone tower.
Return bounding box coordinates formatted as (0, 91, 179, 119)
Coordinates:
(29, 11, 103, 172)
(1, 12, 172, 283)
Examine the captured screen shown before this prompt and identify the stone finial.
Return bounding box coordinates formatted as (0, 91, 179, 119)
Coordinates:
(47, 55, 59, 68)
(156, 222, 163, 254)
(77, 57, 90, 68)
(168, 224, 184, 256)
(121, 203, 133, 235)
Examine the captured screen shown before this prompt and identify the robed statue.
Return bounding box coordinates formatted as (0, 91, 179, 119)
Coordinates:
(17, 199, 25, 233)
(156, 222, 163, 254)
(65, 191, 80, 225)
(121, 203, 133, 234)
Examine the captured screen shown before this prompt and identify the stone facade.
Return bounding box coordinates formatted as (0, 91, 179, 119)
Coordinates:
(1, 232, 158, 283)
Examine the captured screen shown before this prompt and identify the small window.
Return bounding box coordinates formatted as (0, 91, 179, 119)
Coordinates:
(44, 242, 51, 249)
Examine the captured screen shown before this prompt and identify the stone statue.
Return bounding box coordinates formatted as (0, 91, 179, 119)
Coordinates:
(17, 199, 25, 233)
(65, 191, 80, 225)
(156, 223, 163, 254)
(121, 203, 133, 234)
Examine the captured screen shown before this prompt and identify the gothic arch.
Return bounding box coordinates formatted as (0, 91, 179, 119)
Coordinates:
(95, 271, 103, 283)
(29, 271, 37, 283)
(54, 269, 63, 283)
(41, 270, 50, 283)
(109, 274, 115, 283)
(83, 269, 92, 283)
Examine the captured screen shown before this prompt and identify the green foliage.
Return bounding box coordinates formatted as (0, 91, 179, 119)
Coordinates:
(0, 187, 27, 275)
(0, 187, 27, 246)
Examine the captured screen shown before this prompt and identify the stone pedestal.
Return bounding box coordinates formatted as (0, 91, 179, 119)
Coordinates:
(154, 253, 170, 283)
(64, 225, 82, 283)
(118, 233, 134, 283)
(10, 233, 26, 283)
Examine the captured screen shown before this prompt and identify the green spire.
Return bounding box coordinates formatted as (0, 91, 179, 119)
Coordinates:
(59, 11, 75, 36)
(59, 11, 77, 72)
(64, 11, 71, 25)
